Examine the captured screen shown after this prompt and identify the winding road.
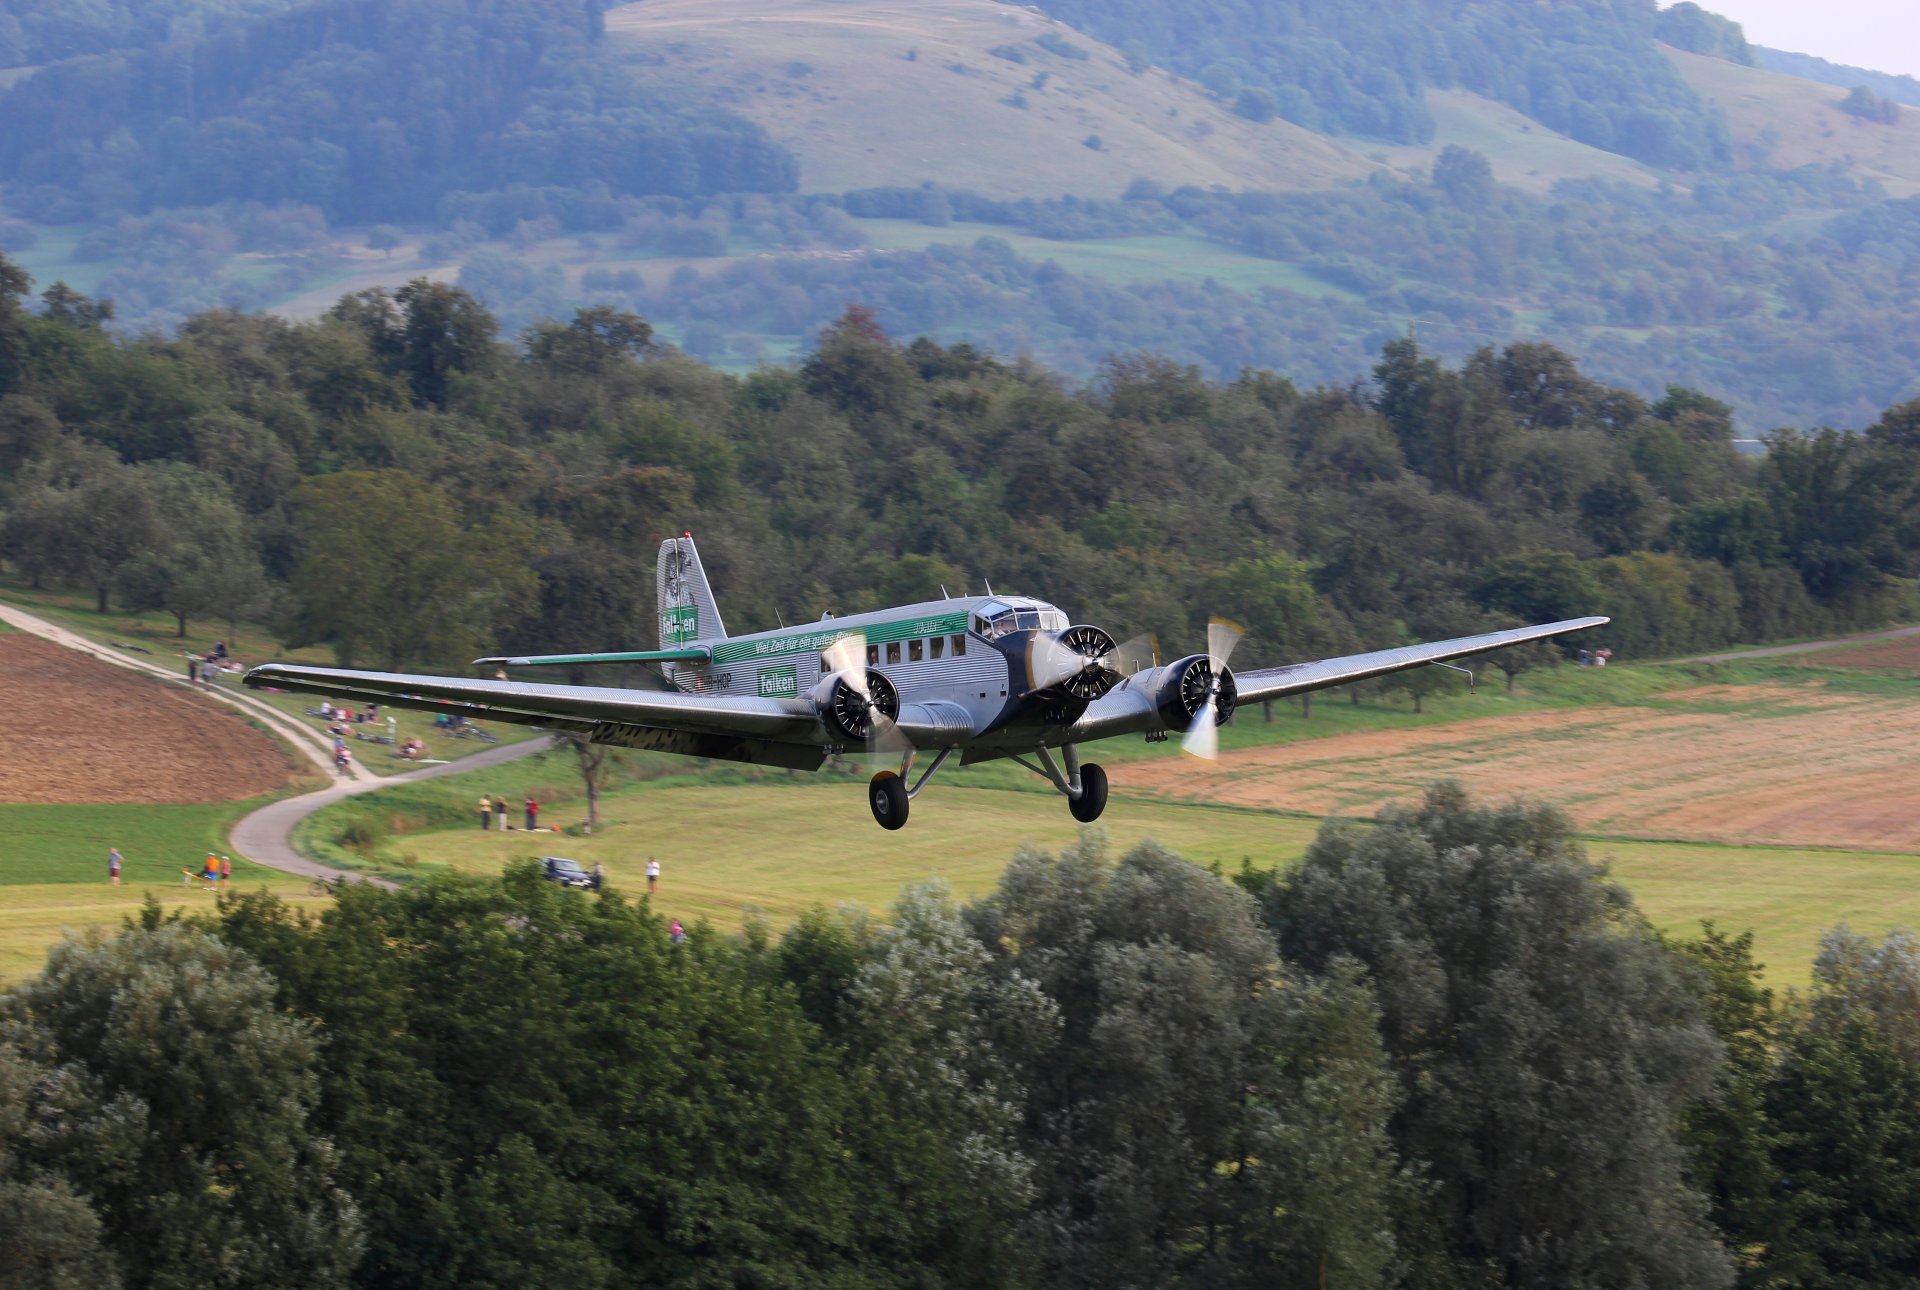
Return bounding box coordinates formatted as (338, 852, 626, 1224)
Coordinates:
(0, 603, 553, 888)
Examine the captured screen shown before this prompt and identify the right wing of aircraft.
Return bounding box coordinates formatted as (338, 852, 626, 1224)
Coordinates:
(245, 663, 830, 769)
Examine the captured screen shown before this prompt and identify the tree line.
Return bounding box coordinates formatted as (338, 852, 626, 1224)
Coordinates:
(2, 252, 1918, 677)
(5, 783, 1916, 1286)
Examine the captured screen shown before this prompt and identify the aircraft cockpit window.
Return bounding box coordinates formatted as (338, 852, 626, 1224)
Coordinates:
(987, 610, 1017, 639)
(1015, 610, 1041, 632)
(1039, 609, 1069, 632)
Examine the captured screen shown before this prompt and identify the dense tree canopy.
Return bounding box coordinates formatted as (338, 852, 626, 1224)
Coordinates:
(2, 256, 1919, 677)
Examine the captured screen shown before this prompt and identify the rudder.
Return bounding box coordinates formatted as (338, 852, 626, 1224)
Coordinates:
(657, 533, 728, 648)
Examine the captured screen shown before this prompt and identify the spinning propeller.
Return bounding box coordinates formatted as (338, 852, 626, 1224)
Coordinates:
(1026, 627, 1160, 700)
(816, 632, 906, 756)
(1180, 617, 1244, 761)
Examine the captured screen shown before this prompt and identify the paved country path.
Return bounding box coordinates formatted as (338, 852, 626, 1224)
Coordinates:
(228, 736, 555, 889)
(1670, 623, 1920, 665)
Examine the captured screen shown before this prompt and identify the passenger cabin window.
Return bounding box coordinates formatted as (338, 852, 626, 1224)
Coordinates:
(909, 639, 924, 662)
(930, 636, 945, 660)
(866, 644, 879, 666)
(952, 634, 966, 656)
(886, 642, 901, 664)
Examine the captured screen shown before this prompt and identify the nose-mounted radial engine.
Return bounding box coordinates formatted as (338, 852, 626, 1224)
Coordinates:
(1025, 624, 1159, 705)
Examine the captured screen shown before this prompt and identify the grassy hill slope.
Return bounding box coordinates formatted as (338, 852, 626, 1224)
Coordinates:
(603, 0, 1380, 198)
(1368, 89, 1661, 194)
(1667, 45, 1920, 196)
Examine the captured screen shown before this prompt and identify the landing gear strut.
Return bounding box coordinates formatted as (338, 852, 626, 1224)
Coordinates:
(867, 747, 956, 829)
(1009, 744, 1110, 823)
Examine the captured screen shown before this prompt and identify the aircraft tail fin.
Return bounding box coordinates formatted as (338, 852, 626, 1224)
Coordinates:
(657, 533, 728, 649)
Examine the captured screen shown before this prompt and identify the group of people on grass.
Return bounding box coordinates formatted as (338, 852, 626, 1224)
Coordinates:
(478, 795, 541, 831)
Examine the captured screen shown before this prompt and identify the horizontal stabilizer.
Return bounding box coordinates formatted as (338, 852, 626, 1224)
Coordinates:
(473, 648, 712, 668)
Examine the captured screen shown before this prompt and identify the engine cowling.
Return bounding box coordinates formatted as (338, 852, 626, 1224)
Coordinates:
(822, 669, 900, 742)
(1158, 654, 1237, 729)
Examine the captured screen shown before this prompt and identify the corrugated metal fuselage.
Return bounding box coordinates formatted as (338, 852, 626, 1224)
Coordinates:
(662, 595, 1079, 756)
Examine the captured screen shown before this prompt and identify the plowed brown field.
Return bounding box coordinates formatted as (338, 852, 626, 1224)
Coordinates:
(0, 636, 292, 803)
(1125, 681, 1920, 852)
(1806, 636, 1920, 674)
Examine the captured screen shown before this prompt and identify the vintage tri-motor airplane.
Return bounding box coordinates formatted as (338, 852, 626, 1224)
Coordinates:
(248, 534, 1606, 829)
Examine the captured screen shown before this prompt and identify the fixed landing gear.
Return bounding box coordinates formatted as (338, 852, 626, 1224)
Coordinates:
(1069, 762, 1108, 823)
(1009, 744, 1110, 823)
(869, 771, 909, 830)
(867, 747, 956, 829)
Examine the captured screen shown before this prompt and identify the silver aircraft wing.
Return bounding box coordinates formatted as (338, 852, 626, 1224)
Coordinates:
(1068, 616, 1607, 744)
(1232, 616, 1610, 705)
(244, 664, 820, 744)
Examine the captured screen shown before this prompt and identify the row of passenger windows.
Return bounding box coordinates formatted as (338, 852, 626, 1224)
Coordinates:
(822, 634, 967, 672)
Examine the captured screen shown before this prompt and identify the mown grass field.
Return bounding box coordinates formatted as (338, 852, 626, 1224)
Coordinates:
(0, 800, 325, 984)
(283, 652, 1920, 989)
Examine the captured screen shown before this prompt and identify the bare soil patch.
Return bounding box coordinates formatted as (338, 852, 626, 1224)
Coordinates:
(0, 636, 292, 804)
(1803, 636, 1920, 674)
(1123, 683, 1920, 852)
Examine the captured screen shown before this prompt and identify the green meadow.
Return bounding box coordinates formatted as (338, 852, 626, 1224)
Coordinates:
(0, 800, 324, 984)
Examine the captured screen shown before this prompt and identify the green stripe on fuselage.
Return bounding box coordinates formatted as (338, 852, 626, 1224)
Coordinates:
(710, 611, 972, 665)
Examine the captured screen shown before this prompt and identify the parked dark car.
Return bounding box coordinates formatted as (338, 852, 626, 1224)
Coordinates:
(540, 856, 594, 888)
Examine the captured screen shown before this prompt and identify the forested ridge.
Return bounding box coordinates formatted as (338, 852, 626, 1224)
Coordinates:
(8, 786, 1920, 1285)
(2, 0, 1916, 428)
(3, 252, 1919, 675)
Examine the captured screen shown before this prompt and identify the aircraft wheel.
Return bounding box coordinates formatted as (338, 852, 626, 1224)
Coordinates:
(1069, 763, 1109, 823)
(869, 771, 910, 830)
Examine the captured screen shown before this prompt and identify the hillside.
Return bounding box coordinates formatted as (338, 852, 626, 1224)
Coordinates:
(603, 0, 1379, 199)
(1668, 45, 1920, 196)
(1367, 89, 1661, 194)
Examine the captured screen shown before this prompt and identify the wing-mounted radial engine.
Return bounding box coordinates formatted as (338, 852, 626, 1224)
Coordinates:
(1156, 618, 1244, 759)
(815, 634, 900, 742)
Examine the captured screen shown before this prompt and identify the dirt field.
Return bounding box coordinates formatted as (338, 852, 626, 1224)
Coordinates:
(1805, 635, 1920, 674)
(1123, 681, 1920, 852)
(0, 636, 292, 804)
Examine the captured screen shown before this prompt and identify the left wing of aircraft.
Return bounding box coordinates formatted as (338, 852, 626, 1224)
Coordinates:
(1231, 616, 1609, 705)
(1069, 616, 1607, 744)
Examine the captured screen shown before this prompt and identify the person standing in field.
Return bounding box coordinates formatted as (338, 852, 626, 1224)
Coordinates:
(494, 795, 508, 831)
(646, 857, 660, 894)
(525, 797, 539, 831)
(478, 795, 492, 829)
(220, 855, 231, 883)
(108, 848, 122, 886)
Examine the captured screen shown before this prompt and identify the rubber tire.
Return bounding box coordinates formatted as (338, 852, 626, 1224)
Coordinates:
(869, 771, 910, 830)
(1069, 762, 1109, 823)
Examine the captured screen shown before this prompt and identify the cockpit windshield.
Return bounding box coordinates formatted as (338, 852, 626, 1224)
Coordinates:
(975, 599, 1069, 639)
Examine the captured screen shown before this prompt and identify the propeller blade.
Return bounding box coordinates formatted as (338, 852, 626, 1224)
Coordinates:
(1182, 696, 1220, 759)
(1026, 634, 1085, 693)
(1111, 634, 1160, 677)
(1207, 617, 1245, 675)
(820, 632, 869, 700)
